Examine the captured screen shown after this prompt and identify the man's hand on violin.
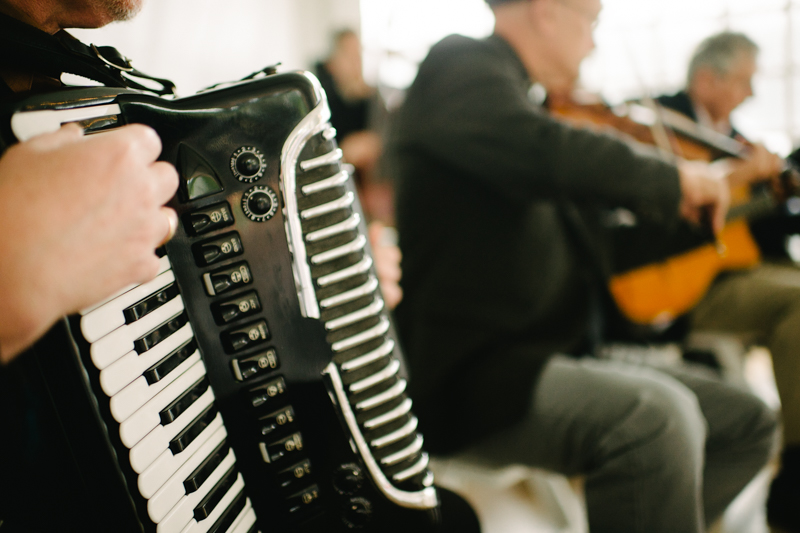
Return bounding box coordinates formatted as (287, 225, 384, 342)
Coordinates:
(677, 159, 731, 236)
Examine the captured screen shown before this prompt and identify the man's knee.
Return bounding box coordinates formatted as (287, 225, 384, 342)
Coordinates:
(597, 376, 708, 474)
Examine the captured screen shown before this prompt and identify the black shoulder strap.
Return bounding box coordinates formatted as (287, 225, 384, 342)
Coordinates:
(0, 12, 175, 96)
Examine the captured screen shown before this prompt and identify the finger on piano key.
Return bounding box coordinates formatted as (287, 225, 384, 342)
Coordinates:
(148, 439, 233, 523)
(139, 416, 225, 499)
(91, 297, 186, 370)
(119, 359, 207, 447)
(81, 255, 172, 316)
(129, 393, 216, 474)
(157, 453, 238, 532)
(111, 348, 200, 424)
(100, 325, 194, 398)
(180, 474, 247, 533)
(81, 269, 176, 343)
(227, 501, 256, 533)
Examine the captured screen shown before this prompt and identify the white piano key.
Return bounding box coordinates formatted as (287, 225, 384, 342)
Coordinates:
(178, 474, 246, 533)
(100, 323, 194, 398)
(91, 296, 186, 370)
(120, 359, 207, 448)
(111, 350, 200, 424)
(158, 454, 239, 532)
(81, 256, 172, 315)
(148, 429, 232, 522)
(228, 502, 256, 533)
(81, 270, 176, 343)
(139, 414, 225, 499)
(128, 384, 214, 474)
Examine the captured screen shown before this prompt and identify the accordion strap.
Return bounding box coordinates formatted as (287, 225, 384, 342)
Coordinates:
(0, 12, 175, 96)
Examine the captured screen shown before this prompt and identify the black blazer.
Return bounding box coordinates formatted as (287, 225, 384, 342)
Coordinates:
(388, 34, 682, 453)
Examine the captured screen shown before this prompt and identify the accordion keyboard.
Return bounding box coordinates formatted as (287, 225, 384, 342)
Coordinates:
(79, 255, 258, 533)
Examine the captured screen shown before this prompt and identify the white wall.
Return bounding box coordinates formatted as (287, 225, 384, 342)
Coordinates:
(70, 0, 361, 97)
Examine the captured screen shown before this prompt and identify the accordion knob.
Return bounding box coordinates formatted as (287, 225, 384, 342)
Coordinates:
(231, 146, 266, 182)
(242, 185, 279, 222)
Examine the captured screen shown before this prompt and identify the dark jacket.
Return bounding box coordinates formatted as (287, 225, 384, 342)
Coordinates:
(388, 34, 682, 453)
(657, 90, 743, 140)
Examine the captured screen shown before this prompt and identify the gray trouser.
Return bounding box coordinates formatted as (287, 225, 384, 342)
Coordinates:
(692, 262, 800, 445)
(456, 356, 778, 533)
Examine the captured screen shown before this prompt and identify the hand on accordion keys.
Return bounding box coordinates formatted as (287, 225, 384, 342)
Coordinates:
(0, 123, 179, 363)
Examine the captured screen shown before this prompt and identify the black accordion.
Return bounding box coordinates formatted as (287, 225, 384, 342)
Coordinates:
(0, 72, 470, 532)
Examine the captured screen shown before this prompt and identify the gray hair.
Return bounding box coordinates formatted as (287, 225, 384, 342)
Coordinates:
(688, 32, 759, 84)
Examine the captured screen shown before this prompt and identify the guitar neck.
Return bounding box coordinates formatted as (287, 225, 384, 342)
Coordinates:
(726, 187, 778, 223)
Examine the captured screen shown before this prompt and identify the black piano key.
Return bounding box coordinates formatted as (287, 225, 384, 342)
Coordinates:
(124, 283, 180, 324)
(194, 465, 237, 521)
(208, 489, 247, 533)
(144, 339, 197, 385)
(135, 312, 189, 354)
(170, 405, 218, 454)
(160, 377, 209, 425)
(184, 439, 230, 494)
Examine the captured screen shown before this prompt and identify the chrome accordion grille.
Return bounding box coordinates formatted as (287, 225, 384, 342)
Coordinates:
(279, 79, 438, 510)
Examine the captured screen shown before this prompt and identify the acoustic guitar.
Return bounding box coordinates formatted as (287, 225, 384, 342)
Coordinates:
(609, 186, 770, 325)
(548, 94, 793, 326)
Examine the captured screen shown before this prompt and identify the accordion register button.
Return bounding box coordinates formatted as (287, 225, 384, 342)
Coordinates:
(212, 291, 262, 325)
(232, 348, 279, 382)
(222, 319, 269, 353)
(259, 432, 304, 464)
(249, 376, 287, 408)
(258, 405, 296, 436)
(184, 202, 234, 236)
(286, 484, 320, 513)
(277, 459, 313, 491)
(192, 232, 243, 266)
(203, 262, 252, 296)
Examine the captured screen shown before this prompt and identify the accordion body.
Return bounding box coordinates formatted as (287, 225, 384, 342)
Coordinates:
(1, 72, 447, 532)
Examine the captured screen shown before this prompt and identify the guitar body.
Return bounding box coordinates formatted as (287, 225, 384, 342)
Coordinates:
(610, 217, 761, 325)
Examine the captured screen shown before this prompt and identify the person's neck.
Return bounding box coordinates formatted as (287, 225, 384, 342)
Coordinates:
(493, 9, 574, 93)
(687, 88, 732, 136)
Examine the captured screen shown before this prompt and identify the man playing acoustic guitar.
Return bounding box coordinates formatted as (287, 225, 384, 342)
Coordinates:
(655, 31, 800, 533)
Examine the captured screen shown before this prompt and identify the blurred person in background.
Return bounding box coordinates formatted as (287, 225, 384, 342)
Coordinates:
(654, 31, 800, 532)
(387, 0, 779, 531)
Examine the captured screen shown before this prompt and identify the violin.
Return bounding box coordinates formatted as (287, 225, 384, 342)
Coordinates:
(546, 89, 744, 163)
(545, 89, 792, 325)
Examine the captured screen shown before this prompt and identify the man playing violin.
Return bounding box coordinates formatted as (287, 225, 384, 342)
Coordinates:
(656, 30, 800, 533)
(387, 0, 778, 531)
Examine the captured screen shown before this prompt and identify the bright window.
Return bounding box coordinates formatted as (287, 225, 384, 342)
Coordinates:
(361, 0, 800, 154)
